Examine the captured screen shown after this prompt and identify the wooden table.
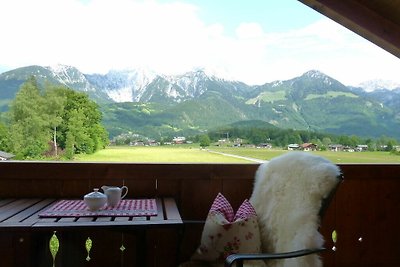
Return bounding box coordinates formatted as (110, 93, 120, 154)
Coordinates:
(0, 198, 182, 266)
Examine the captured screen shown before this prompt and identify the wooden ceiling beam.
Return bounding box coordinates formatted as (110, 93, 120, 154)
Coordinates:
(298, 0, 400, 59)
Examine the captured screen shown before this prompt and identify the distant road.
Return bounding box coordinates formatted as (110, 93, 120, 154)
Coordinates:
(206, 149, 268, 163)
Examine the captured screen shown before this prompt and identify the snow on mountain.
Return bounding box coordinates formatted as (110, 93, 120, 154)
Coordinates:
(358, 79, 400, 92)
(107, 86, 134, 103)
(10, 64, 397, 105)
(46, 64, 95, 92)
(271, 80, 283, 87)
(86, 68, 158, 102)
(164, 70, 211, 98)
(124, 68, 158, 101)
(194, 66, 237, 82)
(47, 64, 81, 84)
(302, 70, 333, 85)
(0, 64, 246, 103)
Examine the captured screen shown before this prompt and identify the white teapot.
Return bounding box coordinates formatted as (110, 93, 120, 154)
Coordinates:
(101, 185, 128, 207)
(83, 188, 107, 211)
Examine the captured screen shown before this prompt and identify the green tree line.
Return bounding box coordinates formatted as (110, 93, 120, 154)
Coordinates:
(204, 124, 398, 151)
(0, 77, 108, 159)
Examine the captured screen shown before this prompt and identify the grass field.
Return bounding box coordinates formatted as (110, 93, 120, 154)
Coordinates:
(210, 147, 400, 163)
(75, 145, 400, 163)
(74, 145, 251, 163)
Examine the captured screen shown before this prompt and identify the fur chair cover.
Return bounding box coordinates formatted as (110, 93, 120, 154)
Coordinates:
(250, 152, 341, 267)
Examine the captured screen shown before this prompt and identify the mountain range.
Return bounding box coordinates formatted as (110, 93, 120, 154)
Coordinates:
(0, 64, 399, 140)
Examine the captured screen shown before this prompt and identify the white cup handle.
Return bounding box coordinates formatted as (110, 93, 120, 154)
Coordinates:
(121, 186, 128, 199)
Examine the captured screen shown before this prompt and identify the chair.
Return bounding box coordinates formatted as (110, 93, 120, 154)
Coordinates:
(225, 151, 343, 267)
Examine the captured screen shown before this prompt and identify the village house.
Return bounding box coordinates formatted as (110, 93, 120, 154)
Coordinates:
(329, 144, 344, 152)
(172, 136, 186, 144)
(130, 140, 145, 146)
(287, 144, 300, 150)
(301, 143, 318, 151)
(356, 144, 368, 152)
(147, 139, 159, 146)
(233, 138, 243, 147)
(217, 139, 227, 146)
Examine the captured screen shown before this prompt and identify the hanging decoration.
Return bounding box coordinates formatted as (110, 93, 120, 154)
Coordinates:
(49, 231, 60, 267)
(331, 230, 338, 251)
(85, 237, 93, 261)
(120, 233, 126, 252)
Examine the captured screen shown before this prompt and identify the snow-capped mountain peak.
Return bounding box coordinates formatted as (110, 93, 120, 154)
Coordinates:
(303, 70, 325, 78)
(85, 68, 159, 102)
(300, 70, 335, 86)
(46, 64, 86, 85)
(48, 64, 73, 73)
(358, 79, 400, 92)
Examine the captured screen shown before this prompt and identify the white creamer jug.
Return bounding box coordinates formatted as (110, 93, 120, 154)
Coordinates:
(101, 185, 128, 207)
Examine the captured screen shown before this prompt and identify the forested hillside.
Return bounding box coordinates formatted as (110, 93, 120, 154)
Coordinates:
(1, 65, 399, 142)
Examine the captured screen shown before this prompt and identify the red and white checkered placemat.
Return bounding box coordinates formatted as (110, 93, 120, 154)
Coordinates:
(39, 199, 157, 217)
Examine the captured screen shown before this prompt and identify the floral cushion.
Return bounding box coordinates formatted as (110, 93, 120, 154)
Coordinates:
(191, 193, 262, 262)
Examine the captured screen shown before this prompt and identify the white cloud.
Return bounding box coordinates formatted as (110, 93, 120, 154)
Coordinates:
(227, 18, 400, 85)
(0, 0, 209, 73)
(236, 23, 264, 39)
(0, 0, 399, 85)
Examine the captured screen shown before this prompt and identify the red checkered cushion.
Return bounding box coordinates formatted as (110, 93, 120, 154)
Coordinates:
(209, 193, 235, 222)
(234, 199, 257, 221)
(209, 193, 257, 222)
(191, 193, 262, 263)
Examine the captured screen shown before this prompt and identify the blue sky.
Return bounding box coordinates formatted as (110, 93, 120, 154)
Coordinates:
(0, 0, 399, 86)
(181, 0, 322, 33)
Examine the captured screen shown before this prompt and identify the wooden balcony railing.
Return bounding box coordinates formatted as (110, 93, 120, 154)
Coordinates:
(0, 161, 399, 267)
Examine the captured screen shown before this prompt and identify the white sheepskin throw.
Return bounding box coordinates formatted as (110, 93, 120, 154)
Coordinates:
(250, 152, 341, 267)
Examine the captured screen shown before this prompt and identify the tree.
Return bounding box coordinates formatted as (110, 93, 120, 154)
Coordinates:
(54, 87, 108, 155)
(365, 139, 377, 151)
(66, 108, 92, 154)
(386, 139, 397, 151)
(249, 128, 266, 144)
(64, 131, 75, 159)
(0, 121, 10, 151)
(288, 133, 302, 145)
(322, 137, 332, 147)
(8, 76, 50, 158)
(43, 83, 66, 156)
(338, 135, 361, 148)
(199, 134, 211, 147)
(7, 78, 108, 159)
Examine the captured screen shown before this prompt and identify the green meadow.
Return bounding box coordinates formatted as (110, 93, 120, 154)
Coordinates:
(74, 145, 250, 163)
(210, 147, 400, 163)
(75, 145, 400, 163)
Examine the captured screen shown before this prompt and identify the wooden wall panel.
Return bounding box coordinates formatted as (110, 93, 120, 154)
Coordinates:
(180, 179, 222, 219)
(359, 177, 400, 266)
(332, 177, 363, 267)
(1, 162, 400, 266)
(320, 194, 337, 267)
(222, 179, 254, 211)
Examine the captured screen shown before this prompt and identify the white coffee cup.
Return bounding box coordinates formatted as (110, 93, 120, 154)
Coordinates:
(101, 185, 128, 207)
